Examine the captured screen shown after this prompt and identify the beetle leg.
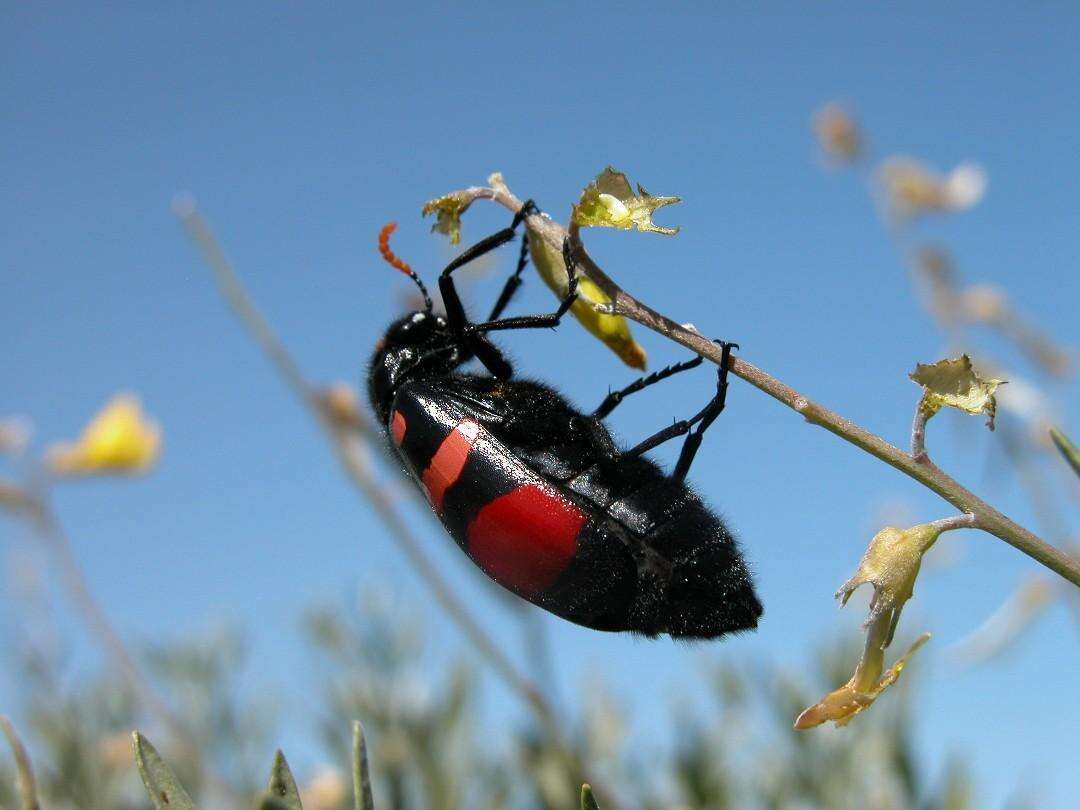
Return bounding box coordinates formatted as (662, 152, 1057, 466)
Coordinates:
(439, 200, 538, 333)
(485, 229, 534, 321)
(617, 342, 737, 481)
(469, 333, 514, 379)
(593, 356, 705, 419)
(465, 238, 579, 335)
(671, 342, 736, 481)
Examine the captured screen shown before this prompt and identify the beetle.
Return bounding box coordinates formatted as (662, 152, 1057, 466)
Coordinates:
(367, 202, 762, 639)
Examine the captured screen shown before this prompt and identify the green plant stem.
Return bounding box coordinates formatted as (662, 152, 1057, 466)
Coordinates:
(453, 178, 1080, 589)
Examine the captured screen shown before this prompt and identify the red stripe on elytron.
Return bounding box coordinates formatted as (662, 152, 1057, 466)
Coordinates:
(467, 483, 586, 596)
(421, 420, 480, 512)
(390, 410, 407, 446)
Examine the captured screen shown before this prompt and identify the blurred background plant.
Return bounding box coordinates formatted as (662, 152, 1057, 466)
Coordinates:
(0, 586, 982, 809)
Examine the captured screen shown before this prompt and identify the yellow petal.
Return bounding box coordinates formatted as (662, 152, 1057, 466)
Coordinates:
(794, 633, 930, 729)
(572, 167, 680, 235)
(421, 193, 475, 246)
(527, 229, 647, 369)
(910, 354, 1005, 429)
(47, 394, 161, 476)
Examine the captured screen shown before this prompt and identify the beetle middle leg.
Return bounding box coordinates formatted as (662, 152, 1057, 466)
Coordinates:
(618, 342, 738, 481)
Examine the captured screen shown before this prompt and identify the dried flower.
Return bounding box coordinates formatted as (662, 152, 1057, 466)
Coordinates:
(796, 520, 958, 729)
(421, 192, 475, 246)
(316, 382, 365, 432)
(880, 157, 986, 218)
(813, 103, 861, 162)
(794, 632, 930, 729)
(47, 394, 161, 476)
(837, 524, 944, 645)
(572, 167, 681, 235)
(911, 354, 1004, 430)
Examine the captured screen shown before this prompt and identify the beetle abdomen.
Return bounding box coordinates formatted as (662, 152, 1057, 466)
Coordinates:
(388, 384, 615, 610)
(387, 380, 760, 638)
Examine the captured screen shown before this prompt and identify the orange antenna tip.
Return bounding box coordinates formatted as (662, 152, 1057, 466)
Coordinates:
(377, 222, 413, 277)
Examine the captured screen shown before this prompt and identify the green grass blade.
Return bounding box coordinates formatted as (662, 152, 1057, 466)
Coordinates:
(258, 797, 294, 810)
(267, 750, 303, 809)
(1050, 427, 1080, 478)
(131, 731, 196, 810)
(581, 783, 600, 810)
(0, 716, 40, 810)
(352, 720, 375, 810)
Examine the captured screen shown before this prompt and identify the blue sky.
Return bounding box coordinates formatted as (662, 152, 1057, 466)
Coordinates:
(3, 3, 1079, 805)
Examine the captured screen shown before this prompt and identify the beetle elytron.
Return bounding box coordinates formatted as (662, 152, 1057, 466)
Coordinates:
(368, 202, 761, 639)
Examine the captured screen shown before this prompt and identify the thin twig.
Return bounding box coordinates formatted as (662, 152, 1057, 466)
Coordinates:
(925, 513, 977, 534)
(174, 201, 588, 784)
(910, 394, 931, 462)
(446, 179, 1080, 588)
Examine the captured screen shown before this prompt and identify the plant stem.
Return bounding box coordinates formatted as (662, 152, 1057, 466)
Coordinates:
(449, 178, 1080, 588)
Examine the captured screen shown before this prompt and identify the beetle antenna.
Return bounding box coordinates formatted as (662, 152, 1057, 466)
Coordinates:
(378, 223, 433, 313)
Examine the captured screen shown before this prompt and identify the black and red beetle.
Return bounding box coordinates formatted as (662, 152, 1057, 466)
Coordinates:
(367, 202, 761, 639)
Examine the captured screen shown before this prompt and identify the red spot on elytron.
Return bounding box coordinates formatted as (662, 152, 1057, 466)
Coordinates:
(467, 484, 585, 596)
(390, 410, 407, 446)
(422, 420, 479, 511)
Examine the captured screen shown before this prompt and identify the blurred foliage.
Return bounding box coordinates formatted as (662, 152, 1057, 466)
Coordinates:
(0, 590, 980, 809)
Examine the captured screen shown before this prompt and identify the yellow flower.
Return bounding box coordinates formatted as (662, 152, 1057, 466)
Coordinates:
(47, 394, 161, 476)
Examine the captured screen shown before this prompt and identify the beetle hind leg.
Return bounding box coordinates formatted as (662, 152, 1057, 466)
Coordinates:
(615, 341, 738, 480)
